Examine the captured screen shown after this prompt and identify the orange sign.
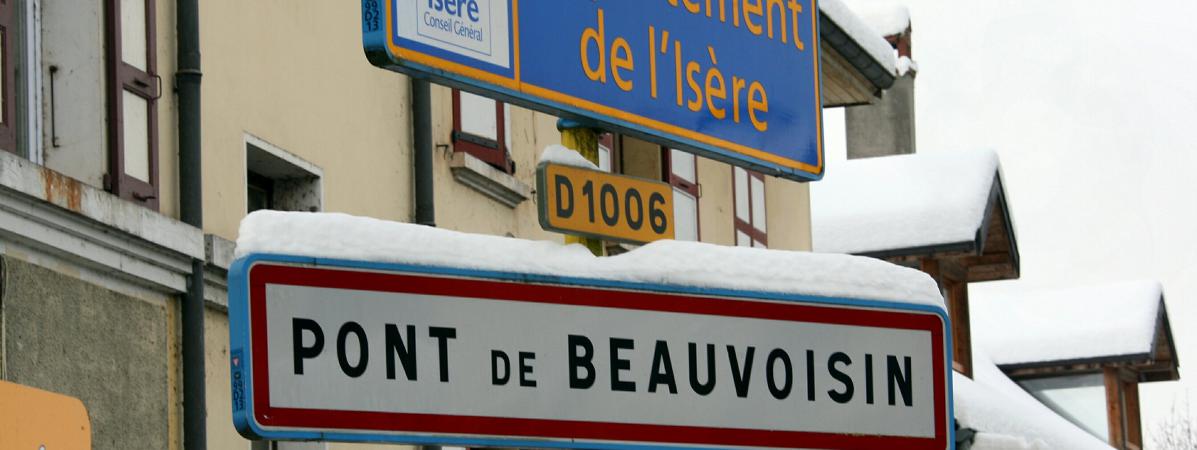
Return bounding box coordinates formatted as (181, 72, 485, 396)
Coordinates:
(0, 380, 91, 450)
(537, 163, 674, 244)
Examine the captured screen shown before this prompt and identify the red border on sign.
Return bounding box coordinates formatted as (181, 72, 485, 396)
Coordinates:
(248, 263, 949, 450)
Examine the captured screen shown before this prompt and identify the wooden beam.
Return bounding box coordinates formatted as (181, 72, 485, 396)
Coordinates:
(1004, 363, 1104, 380)
(917, 258, 975, 378)
(1124, 378, 1142, 448)
(948, 280, 973, 378)
(918, 258, 942, 286)
(939, 260, 967, 284)
(1105, 366, 1126, 448)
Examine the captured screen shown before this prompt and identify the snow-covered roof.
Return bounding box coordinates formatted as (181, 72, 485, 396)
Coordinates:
(896, 55, 917, 76)
(811, 149, 1002, 255)
(820, 0, 898, 76)
(848, 2, 911, 37)
(956, 352, 1113, 449)
(236, 211, 944, 308)
(973, 281, 1165, 367)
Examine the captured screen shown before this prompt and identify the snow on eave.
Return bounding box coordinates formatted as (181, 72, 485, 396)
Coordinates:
(235, 211, 945, 309)
(973, 281, 1165, 367)
(820, 0, 898, 76)
(845, 1, 911, 37)
(955, 352, 1113, 449)
(538, 144, 598, 171)
(811, 150, 1002, 256)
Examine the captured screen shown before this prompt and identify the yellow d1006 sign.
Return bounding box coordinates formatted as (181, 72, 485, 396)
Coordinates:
(537, 163, 673, 244)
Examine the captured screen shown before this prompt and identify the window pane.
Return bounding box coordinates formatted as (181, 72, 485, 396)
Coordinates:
(673, 188, 697, 241)
(121, 0, 148, 71)
(670, 148, 695, 183)
(734, 167, 748, 222)
(1018, 374, 1109, 440)
(460, 91, 498, 140)
(736, 230, 751, 247)
(751, 175, 766, 232)
(598, 143, 612, 172)
(123, 91, 150, 182)
(753, 239, 766, 248)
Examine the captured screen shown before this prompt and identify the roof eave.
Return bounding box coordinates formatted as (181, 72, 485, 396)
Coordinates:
(851, 170, 1021, 283)
(819, 13, 896, 93)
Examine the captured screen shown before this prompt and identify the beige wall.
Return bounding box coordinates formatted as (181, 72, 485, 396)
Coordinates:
(696, 157, 735, 246)
(156, 0, 180, 219)
(200, 0, 413, 241)
(205, 311, 248, 449)
(765, 177, 813, 251)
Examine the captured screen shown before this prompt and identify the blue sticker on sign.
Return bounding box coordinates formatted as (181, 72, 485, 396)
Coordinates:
(231, 349, 245, 413)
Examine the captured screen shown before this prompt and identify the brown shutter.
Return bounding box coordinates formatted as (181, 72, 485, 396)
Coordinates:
(105, 0, 160, 209)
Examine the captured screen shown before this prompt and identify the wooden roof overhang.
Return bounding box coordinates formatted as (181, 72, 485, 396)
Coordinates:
(857, 174, 1020, 283)
(999, 299, 1180, 383)
(820, 12, 896, 107)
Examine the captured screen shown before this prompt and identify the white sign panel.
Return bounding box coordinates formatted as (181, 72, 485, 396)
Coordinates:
(395, 0, 511, 68)
(230, 257, 952, 449)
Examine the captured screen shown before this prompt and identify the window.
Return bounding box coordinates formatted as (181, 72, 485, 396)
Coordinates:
(597, 132, 615, 173)
(245, 136, 322, 213)
(734, 167, 766, 247)
(105, 0, 160, 209)
(0, 0, 17, 153)
(452, 89, 511, 173)
(666, 148, 698, 241)
(1019, 374, 1109, 440)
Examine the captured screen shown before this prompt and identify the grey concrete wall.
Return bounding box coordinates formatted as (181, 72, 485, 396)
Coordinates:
(1, 257, 170, 450)
(845, 74, 917, 159)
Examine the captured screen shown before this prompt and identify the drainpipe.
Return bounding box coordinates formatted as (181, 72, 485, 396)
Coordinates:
(177, 0, 205, 448)
(413, 78, 435, 226)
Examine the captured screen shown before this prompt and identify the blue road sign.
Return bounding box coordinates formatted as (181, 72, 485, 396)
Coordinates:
(363, 0, 825, 181)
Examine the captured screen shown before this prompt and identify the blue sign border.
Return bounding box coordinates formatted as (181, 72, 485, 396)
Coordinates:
(230, 252, 954, 448)
(362, 0, 826, 182)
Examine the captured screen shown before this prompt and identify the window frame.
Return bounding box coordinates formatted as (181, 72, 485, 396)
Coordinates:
(598, 132, 618, 173)
(733, 167, 767, 247)
(451, 88, 511, 174)
(105, 0, 160, 210)
(244, 134, 324, 214)
(0, 0, 18, 153)
(662, 147, 700, 241)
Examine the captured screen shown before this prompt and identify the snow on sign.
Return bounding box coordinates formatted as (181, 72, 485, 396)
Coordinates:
(229, 254, 953, 449)
(361, 0, 825, 181)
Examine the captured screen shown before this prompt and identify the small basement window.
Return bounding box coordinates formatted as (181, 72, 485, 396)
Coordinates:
(246, 136, 322, 213)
